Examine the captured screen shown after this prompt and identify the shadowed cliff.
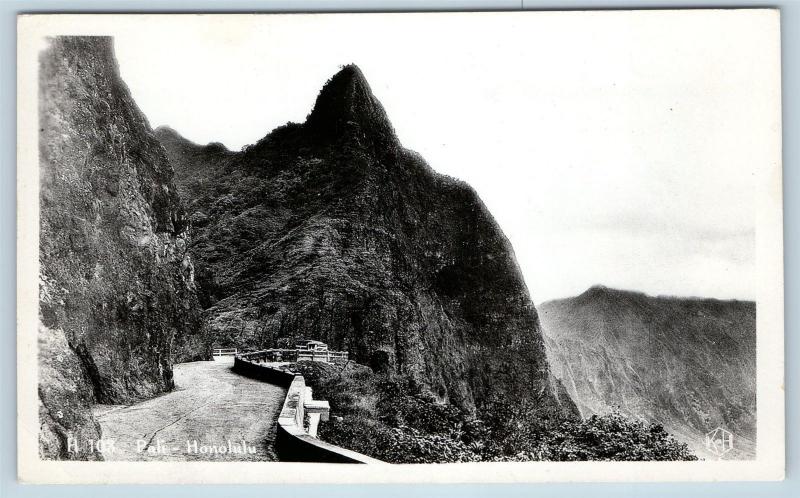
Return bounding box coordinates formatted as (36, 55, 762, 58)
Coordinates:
(38, 37, 211, 459)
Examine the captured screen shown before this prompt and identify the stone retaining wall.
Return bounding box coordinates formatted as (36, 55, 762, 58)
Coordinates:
(232, 356, 381, 464)
(232, 356, 295, 387)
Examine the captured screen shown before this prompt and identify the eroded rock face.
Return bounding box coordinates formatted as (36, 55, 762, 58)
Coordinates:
(38, 36, 211, 459)
(159, 65, 576, 419)
(539, 286, 756, 459)
(38, 323, 103, 460)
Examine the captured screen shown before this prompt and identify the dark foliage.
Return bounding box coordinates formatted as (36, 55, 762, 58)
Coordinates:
(292, 361, 696, 463)
(478, 399, 698, 461)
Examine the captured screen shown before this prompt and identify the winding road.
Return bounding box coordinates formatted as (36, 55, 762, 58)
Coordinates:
(93, 356, 287, 461)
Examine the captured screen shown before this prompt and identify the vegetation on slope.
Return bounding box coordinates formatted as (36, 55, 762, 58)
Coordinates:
(291, 361, 696, 463)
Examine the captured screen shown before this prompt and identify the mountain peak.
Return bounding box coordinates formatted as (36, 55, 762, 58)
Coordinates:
(155, 126, 231, 155)
(314, 64, 372, 107)
(305, 64, 397, 147)
(574, 285, 652, 308)
(579, 284, 614, 298)
(330, 63, 369, 87)
(154, 125, 183, 141)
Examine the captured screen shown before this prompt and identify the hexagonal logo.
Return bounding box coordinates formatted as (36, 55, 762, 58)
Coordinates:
(705, 427, 734, 457)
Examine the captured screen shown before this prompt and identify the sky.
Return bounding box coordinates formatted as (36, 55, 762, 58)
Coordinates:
(109, 11, 778, 303)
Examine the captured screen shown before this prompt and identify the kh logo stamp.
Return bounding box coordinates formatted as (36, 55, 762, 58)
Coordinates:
(705, 427, 734, 457)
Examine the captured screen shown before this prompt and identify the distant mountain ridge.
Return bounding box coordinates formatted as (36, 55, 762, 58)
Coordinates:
(539, 286, 756, 459)
(157, 64, 577, 420)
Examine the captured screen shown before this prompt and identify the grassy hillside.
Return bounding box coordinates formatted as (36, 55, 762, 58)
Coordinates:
(292, 360, 696, 462)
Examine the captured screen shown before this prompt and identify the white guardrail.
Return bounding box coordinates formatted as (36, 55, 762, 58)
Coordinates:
(212, 348, 238, 356)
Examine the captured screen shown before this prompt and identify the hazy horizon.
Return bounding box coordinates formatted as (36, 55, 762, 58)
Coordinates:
(107, 13, 772, 303)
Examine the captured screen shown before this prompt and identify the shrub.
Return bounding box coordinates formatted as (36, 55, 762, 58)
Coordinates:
(320, 417, 479, 464)
(298, 362, 697, 463)
(543, 413, 698, 461)
(479, 402, 697, 461)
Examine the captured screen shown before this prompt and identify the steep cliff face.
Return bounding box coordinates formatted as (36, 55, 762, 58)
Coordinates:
(38, 37, 211, 459)
(159, 64, 575, 418)
(539, 286, 756, 459)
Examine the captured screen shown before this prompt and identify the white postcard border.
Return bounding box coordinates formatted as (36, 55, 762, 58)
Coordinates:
(16, 11, 785, 484)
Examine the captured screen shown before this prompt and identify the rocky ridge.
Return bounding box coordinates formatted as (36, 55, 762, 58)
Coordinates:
(158, 64, 576, 420)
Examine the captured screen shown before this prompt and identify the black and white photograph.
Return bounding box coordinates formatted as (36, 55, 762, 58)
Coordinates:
(16, 11, 784, 483)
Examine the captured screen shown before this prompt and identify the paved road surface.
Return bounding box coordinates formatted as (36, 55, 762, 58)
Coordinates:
(93, 357, 287, 461)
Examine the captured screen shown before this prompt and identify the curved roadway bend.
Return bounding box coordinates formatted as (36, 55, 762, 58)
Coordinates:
(93, 357, 287, 461)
